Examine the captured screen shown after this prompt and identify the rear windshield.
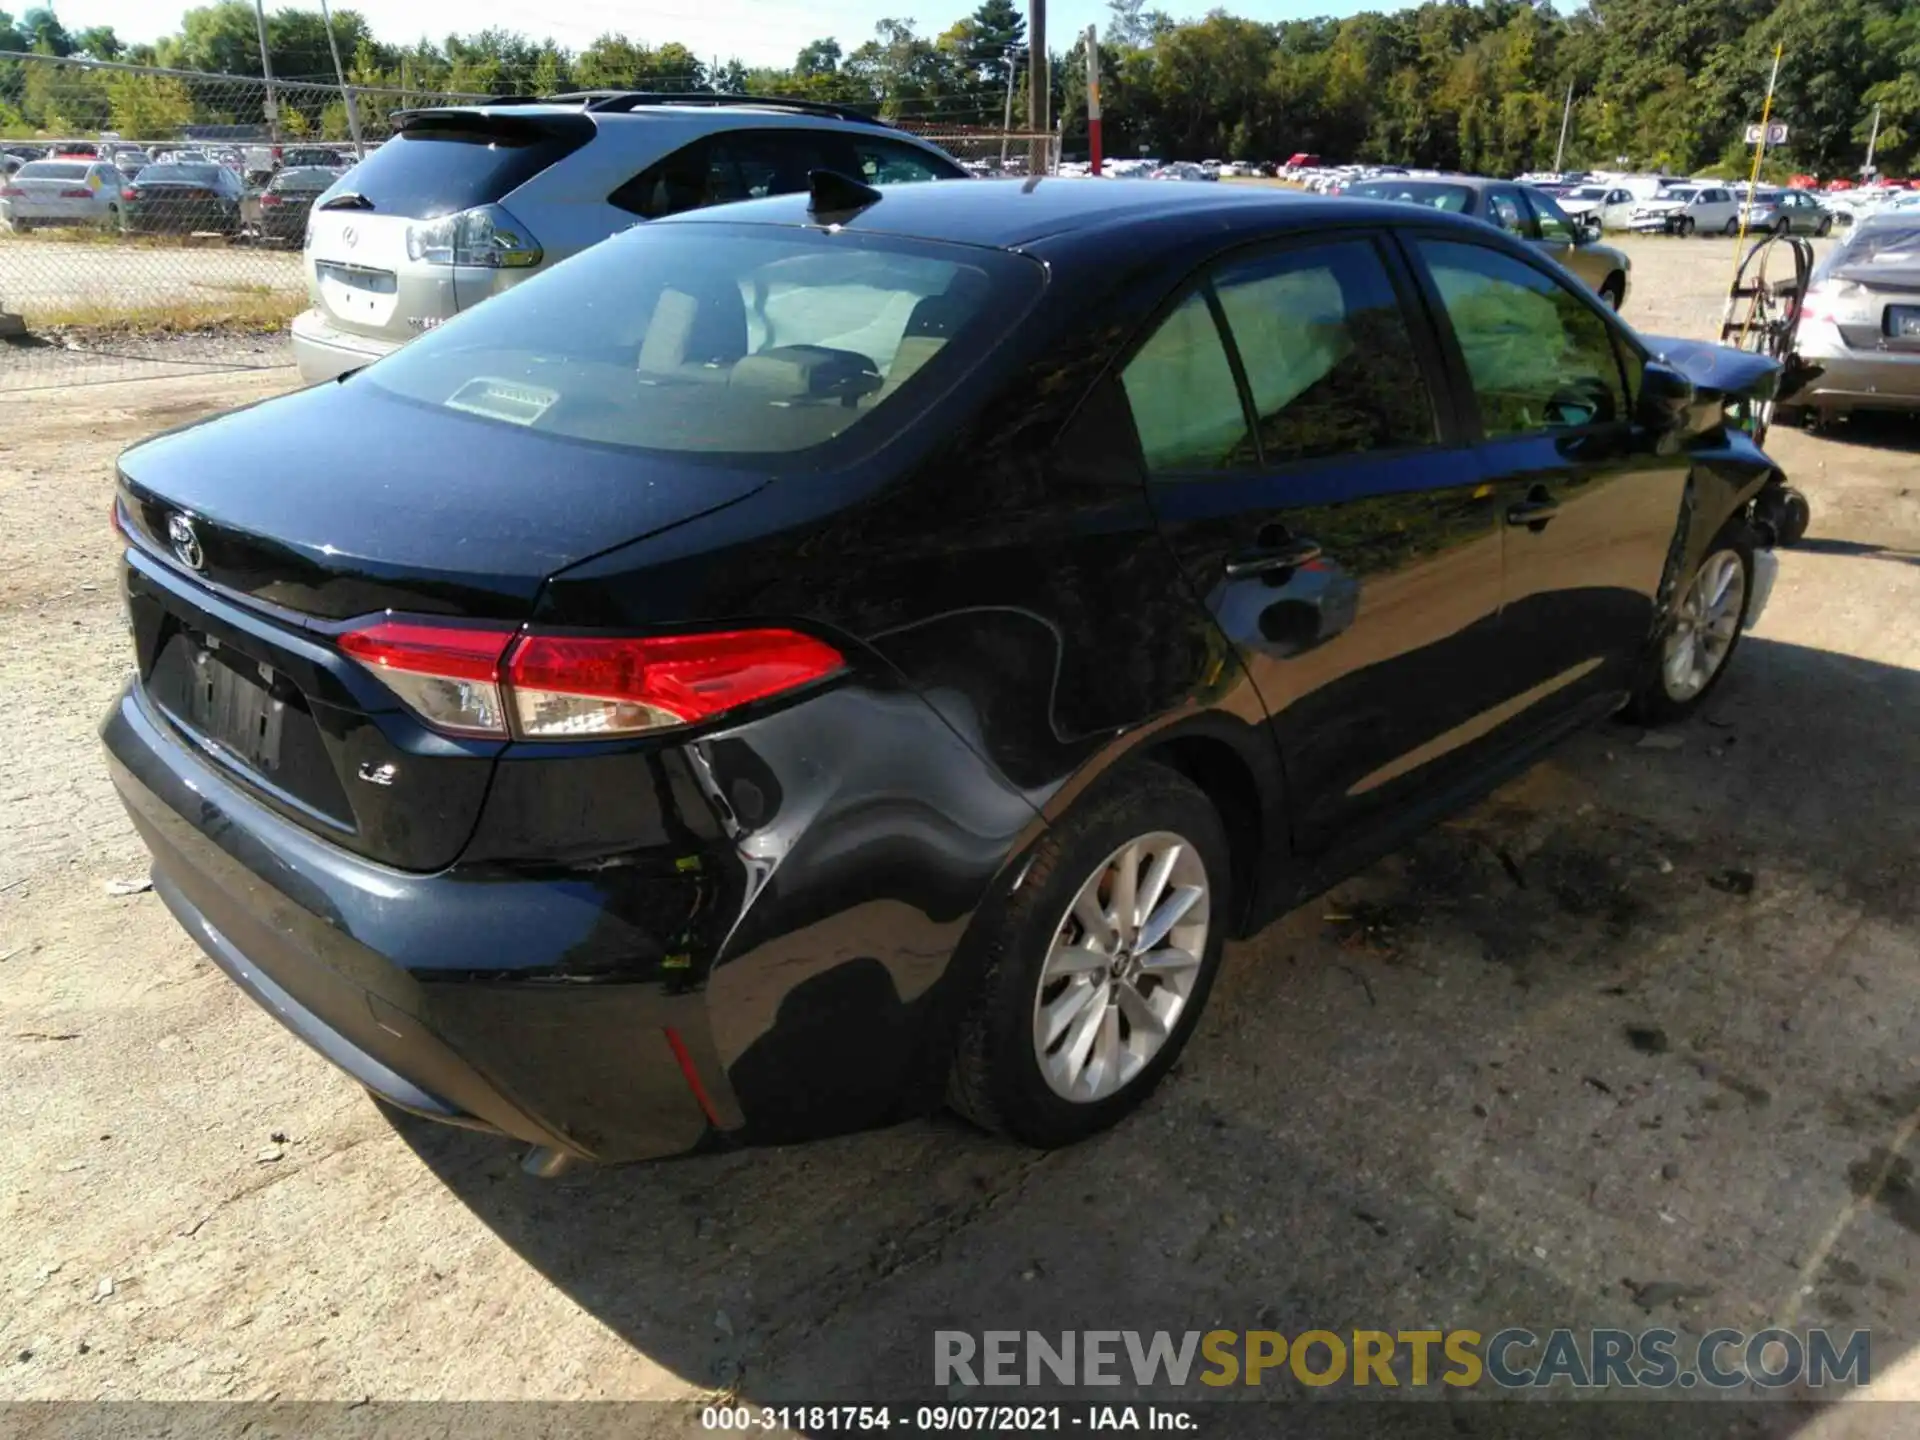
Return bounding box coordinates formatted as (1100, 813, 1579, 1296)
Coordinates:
(18, 161, 87, 180)
(272, 167, 338, 191)
(137, 165, 222, 185)
(283, 149, 340, 167)
(316, 115, 590, 219)
(1346, 180, 1473, 212)
(1832, 223, 1920, 286)
(363, 224, 1043, 459)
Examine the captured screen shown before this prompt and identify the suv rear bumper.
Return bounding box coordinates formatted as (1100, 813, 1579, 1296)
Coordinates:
(291, 307, 402, 383)
(102, 679, 726, 1163)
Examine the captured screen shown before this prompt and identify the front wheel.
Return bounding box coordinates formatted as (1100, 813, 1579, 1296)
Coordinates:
(1676, 216, 1696, 237)
(1625, 520, 1756, 725)
(947, 762, 1232, 1148)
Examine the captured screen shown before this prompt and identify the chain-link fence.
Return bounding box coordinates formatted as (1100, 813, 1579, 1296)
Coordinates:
(0, 51, 475, 389)
(0, 51, 1058, 391)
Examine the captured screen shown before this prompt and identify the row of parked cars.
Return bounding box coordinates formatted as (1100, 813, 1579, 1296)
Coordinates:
(0, 141, 356, 244)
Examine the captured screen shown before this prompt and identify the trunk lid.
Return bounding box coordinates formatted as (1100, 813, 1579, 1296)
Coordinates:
(116, 380, 770, 871)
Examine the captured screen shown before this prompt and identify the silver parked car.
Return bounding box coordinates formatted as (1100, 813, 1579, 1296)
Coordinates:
(293, 93, 967, 383)
(1782, 213, 1920, 425)
(1745, 187, 1834, 237)
(1629, 183, 1743, 236)
(0, 158, 125, 231)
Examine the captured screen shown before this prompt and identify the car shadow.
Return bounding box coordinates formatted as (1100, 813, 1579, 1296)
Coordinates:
(1790, 537, 1920, 568)
(392, 637, 1917, 1425)
(1796, 410, 1920, 454)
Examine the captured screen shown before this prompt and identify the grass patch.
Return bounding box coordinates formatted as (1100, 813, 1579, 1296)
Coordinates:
(27, 290, 305, 335)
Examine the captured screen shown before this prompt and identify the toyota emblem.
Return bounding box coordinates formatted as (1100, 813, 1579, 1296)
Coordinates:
(341, 224, 358, 248)
(166, 513, 204, 571)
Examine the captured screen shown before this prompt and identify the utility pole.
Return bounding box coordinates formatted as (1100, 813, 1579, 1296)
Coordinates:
(1552, 80, 1574, 173)
(1027, 0, 1048, 175)
(1863, 102, 1882, 180)
(251, 0, 280, 146)
(1000, 47, 1018, 169)
(317, 0, 363, 158)
(1085, 25, 1101, 176)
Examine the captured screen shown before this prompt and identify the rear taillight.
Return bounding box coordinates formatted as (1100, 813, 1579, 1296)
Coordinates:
(59, 187, 92, 198)
(121, 187, 137, 201)
(0, 185, 21, 197)
(1800, 280, 1870, 325)
(338, 619, 518, 737)
(337, 618, 843, 740)
(406, 203, 542, 269)
(259, 193, 282, 206)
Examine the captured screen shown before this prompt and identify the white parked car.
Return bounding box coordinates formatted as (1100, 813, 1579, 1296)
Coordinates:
(1557, 183, 1638, 231)
(0, 158, 125, 231)
(1629, 183, 1742, 236)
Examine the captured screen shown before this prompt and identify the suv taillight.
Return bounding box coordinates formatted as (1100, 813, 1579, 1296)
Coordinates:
(405, 202, 542, 268)
(338, 618, 843, 740)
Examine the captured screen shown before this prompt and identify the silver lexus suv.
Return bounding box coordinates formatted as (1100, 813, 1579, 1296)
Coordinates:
(293, 93, 967, 382)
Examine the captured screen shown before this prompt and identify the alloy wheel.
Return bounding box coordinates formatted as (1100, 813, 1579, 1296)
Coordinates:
(1032, 831, 1211, 1103)
(1661, 549, 1747, 702)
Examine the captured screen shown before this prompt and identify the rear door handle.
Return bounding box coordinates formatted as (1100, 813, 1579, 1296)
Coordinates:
(1505, 495, 1560, 530)
(1224, 538, 1323, 578)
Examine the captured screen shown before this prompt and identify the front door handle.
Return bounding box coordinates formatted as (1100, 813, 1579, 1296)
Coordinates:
(1224, 537, 1323, 578)
(1506, 488, 1560, 531)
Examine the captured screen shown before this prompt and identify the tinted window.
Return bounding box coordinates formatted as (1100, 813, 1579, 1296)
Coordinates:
(364, 225, 1039, 458)
(1211, 240, 1436, 466)
(316, 115, 590, 219)
(846, 136, 958, 184)
(1345, 180, 1473, 212)
(1120, 291, 1252, 473)
(1525, 190, 1577, 242)
(610, 130, 842, 219)
(1418, 239, 1626, 436)
(135, 165, 224, 186)
(1484, 190, 1530, 235)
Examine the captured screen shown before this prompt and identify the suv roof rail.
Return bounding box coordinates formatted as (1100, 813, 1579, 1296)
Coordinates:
(542, 90, 891, 126)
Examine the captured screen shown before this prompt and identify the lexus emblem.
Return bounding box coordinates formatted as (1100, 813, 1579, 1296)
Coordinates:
(166, 513, 204, 571)
(341, 225, 358, 248)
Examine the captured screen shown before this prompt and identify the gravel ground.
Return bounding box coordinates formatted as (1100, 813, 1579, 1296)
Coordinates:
(2, 234, 1917, 1433)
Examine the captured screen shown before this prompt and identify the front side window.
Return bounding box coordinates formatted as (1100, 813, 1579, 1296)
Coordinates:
(1484, 190, 1530, 236)
(363, 224, 1040, 457)
(1119, 291, 1253, 473)
(1525, 191, 1577, 242)
(1418, 239, 1626, 437)
(1210, 239, 1437, 466)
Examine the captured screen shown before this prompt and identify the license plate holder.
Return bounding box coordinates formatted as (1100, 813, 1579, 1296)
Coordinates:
(1889, 306, 1920, 339)
(183, 647, 285, 774)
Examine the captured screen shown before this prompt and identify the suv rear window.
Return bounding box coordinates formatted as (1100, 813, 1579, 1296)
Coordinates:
(319, 113, 591, 219)
(362, 223, 1041, 458)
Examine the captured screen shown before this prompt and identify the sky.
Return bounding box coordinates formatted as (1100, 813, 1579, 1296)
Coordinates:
(40, 0, 1386, 73)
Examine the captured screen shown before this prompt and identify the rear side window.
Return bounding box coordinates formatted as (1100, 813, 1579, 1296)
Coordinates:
(361, 225, 1041, 458)
(845, 137, 958, 185)
(1211, 240, 1437, 466)
(610, 130, 843, 219)
(1120, 291, 1253, 473)
(319, 115, 591, 219)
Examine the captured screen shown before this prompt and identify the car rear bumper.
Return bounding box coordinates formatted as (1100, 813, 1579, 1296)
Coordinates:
(291, 307, 402, 382)
(1787, 336, 1920, 413)
(102, 679, 727, 1163)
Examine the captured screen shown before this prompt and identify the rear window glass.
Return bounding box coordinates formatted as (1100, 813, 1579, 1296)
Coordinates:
(1346, 181, 1473, 212)
(362, 225, 1042, 458)
(1839, 224, 1920, 264)
(18, 161, 87, 179)
(319, 115, 590, 219)
(272, 167, 339, 191)
(137, 166, 222, 185)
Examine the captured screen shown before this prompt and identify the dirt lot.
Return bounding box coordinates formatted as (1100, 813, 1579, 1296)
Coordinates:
(3, 236, 1919, 1428)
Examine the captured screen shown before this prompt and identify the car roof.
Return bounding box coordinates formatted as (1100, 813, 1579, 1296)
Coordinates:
(652, 176, 1480, 251)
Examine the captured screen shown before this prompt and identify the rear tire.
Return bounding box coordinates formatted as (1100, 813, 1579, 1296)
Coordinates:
(1724, 216, 1742, 236)
(947, 762, 1232, 1148)
(1624, 519, 1756, 725)
(1816, 216, 1833, 237)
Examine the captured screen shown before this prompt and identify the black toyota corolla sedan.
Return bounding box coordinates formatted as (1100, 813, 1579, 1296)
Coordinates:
(104, 175, 1798, 1170)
